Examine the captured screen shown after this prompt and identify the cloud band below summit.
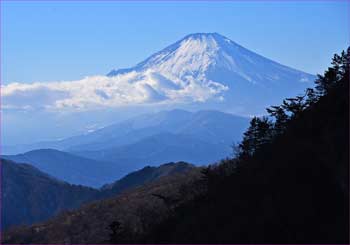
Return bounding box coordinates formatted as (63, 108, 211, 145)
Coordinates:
(1, 72, 228, 111)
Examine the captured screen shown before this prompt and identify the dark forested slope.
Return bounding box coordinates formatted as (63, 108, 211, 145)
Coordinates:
(140, 49, 349, 244)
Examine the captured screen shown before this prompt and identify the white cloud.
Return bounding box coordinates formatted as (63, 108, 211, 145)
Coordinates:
(1, 69, 228, 111)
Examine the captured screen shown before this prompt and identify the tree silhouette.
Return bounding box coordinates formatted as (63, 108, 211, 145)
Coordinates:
(239, 116, 273, 157)
(315, 47, 349, 96)
(266, 105, 289, 135)
(281, 95, 307, 118)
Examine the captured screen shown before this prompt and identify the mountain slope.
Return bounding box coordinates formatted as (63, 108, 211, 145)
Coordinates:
(1, 159, 99, 230)
(2, 149, 121, 188)
(65, 109, 194, 152)
(66, 109, 249, 153)
(67, 110, 248, 175)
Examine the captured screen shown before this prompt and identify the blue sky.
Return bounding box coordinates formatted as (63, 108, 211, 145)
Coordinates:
(1, 1, 349, 84)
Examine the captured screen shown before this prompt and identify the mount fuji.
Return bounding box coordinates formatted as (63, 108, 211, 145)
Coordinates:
(2, 32, 315, 148)
(107, 32, 315, 114)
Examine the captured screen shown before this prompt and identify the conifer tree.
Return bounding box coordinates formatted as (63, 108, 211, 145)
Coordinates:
(239, 117, 273, 157)
(315, 47, 350, 95)
(266, 105, 289, 135)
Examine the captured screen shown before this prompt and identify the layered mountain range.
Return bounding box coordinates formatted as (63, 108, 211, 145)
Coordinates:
(3, 110, 249, 186)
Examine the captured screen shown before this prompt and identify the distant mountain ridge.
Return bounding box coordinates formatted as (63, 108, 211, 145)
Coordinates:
(2, 149, 120, 187)
(66, 109, 249, 153)
(3, 109, 248, 154)
(73, 132, 230, 170)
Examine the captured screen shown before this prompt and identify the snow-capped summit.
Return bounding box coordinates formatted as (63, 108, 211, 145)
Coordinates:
(107, 32, 315, 114)
(107, 32, 313, 85)
(108, 33, 245, 79)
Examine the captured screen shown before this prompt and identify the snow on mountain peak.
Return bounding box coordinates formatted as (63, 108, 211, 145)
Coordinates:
(106, 32, 316, 114)
(108, 32, 236, 77)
